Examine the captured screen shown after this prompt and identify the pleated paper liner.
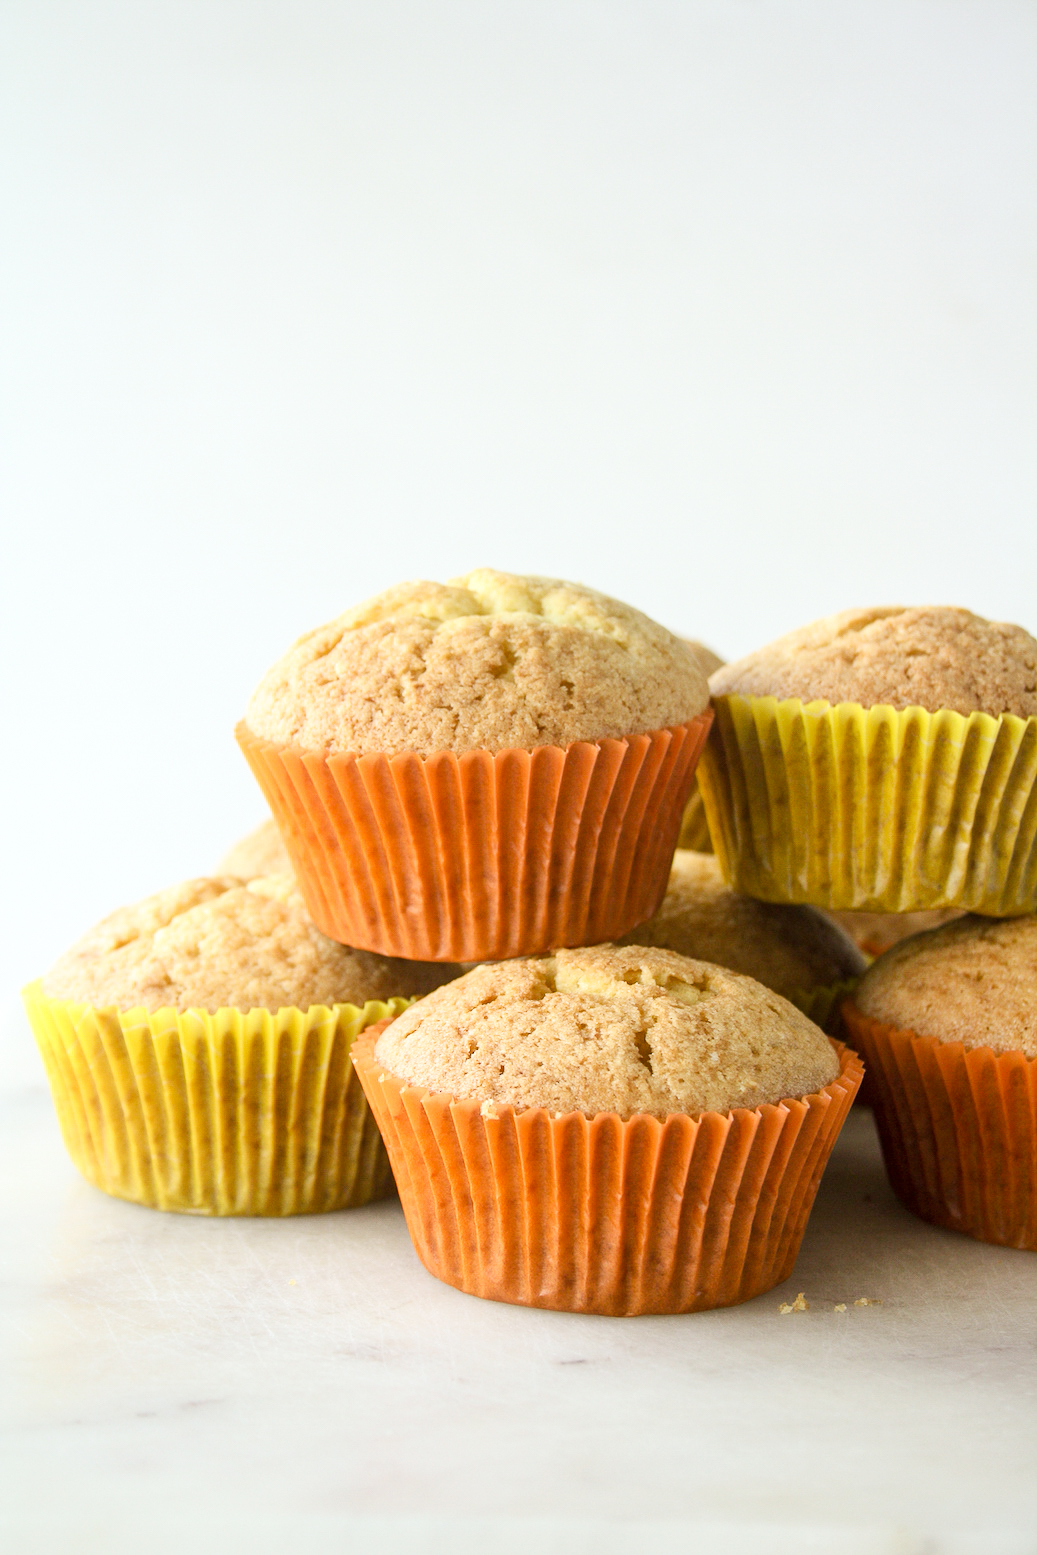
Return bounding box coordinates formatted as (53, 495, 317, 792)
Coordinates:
(353, 1024, 863, 1315)
(696, 695, 1037, 914)
(677, 782, 713, 852)
(24, 983, 410, 1216)
(842, 1002, 1037, 1250)
(236, 713, 713, 962)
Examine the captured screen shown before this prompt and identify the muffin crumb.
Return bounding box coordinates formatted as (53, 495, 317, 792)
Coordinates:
(779, 1292, 810, 1313)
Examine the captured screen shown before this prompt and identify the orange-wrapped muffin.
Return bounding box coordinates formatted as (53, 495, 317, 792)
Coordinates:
(238, 571, 712, 961)
(843, 915, 1037, 1249)
(354, 943, 861, 1314)
(826, 907, 965, 960)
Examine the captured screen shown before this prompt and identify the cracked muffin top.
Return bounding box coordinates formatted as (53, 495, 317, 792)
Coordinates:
(373, 943, 839, 1118)
(709, 607, 1037, 718)
(219, 819, 292, 880)
(622, 852, 866, 1002)
(244, 569, 709, 756)
(43, 875, 462, 1013)
(853, 914, 1037, 1057)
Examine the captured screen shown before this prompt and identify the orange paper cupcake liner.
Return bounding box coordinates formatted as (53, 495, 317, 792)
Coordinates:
(842, 1001, 1037, 1249)
(353, 1024, 863, 1315)
(236, 714, 713, 962)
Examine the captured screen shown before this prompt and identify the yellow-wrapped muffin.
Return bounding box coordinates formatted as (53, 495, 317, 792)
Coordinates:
(355, 944, 861, 1315)
(25, 875, 460, 1215)
(699, 606, 1037, 914)
(622, 850, 866, 1031)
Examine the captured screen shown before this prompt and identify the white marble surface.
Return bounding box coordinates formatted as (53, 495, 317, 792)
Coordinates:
(2, 1008, 1035, 1555)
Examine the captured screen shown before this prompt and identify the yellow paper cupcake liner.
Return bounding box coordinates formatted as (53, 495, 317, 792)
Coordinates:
(677, 781, 713, 852)
(24, 984, 411, 1215)
(697, 695, 1037, 913)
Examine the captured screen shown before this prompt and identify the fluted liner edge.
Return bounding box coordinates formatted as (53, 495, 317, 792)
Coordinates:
(25, 984, 407, 1215)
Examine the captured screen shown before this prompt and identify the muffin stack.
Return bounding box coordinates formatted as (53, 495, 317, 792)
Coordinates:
(695, 605, 1037, 1251)
(26, 568, 870, 1317)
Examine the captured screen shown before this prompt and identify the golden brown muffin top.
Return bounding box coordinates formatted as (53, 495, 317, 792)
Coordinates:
(827, 907, 965, 959)
(218, 819, 292, 880)
(854, 914, 1037, 1057)
(710, 607, 1037, 718)
(622, 851, 865, 1001)
(245, 569, 709, 757)
(374, 943, 839, 1119)
(43, 875, 461, 1014)
(682, 638, 725, 678)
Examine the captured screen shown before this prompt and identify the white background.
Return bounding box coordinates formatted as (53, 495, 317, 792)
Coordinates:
(2, 11, 1037, 1550)
(2, 0, 1035, 1000)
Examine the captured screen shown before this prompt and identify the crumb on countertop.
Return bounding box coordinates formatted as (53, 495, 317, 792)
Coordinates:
(779, 1292, 810, 1314)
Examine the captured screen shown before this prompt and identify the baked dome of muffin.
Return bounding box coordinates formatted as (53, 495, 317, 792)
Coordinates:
(374, 943, 838, 1119)
(219, 818, 291, 879)
(245, 569, 708, 757)
(623, 851, 866, 1000)
(683, 638, 725, 678)
(710, 606, 1037, 718)
(43, 875, 461, 1013)
(827, 907, 964, 959)
(217, 821, 292, 883)
(853, 914, 1037, 1057)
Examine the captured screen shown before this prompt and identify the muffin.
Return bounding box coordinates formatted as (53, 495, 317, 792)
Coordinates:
(622, 850, 866, 1030)
(25, 875, 461, 1215)
(238, 570, 713, 961)
(353, 943, 862, 1314)
(826, 907, 965, 961)
(842, 915, 1037, 1248)
(219, 818, 291, 879)
(698, 606, 1037, 914)
(677, 639, 725, 851)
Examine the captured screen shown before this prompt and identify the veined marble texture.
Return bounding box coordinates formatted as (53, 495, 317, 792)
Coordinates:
(1, 1001, 1036, 1555)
